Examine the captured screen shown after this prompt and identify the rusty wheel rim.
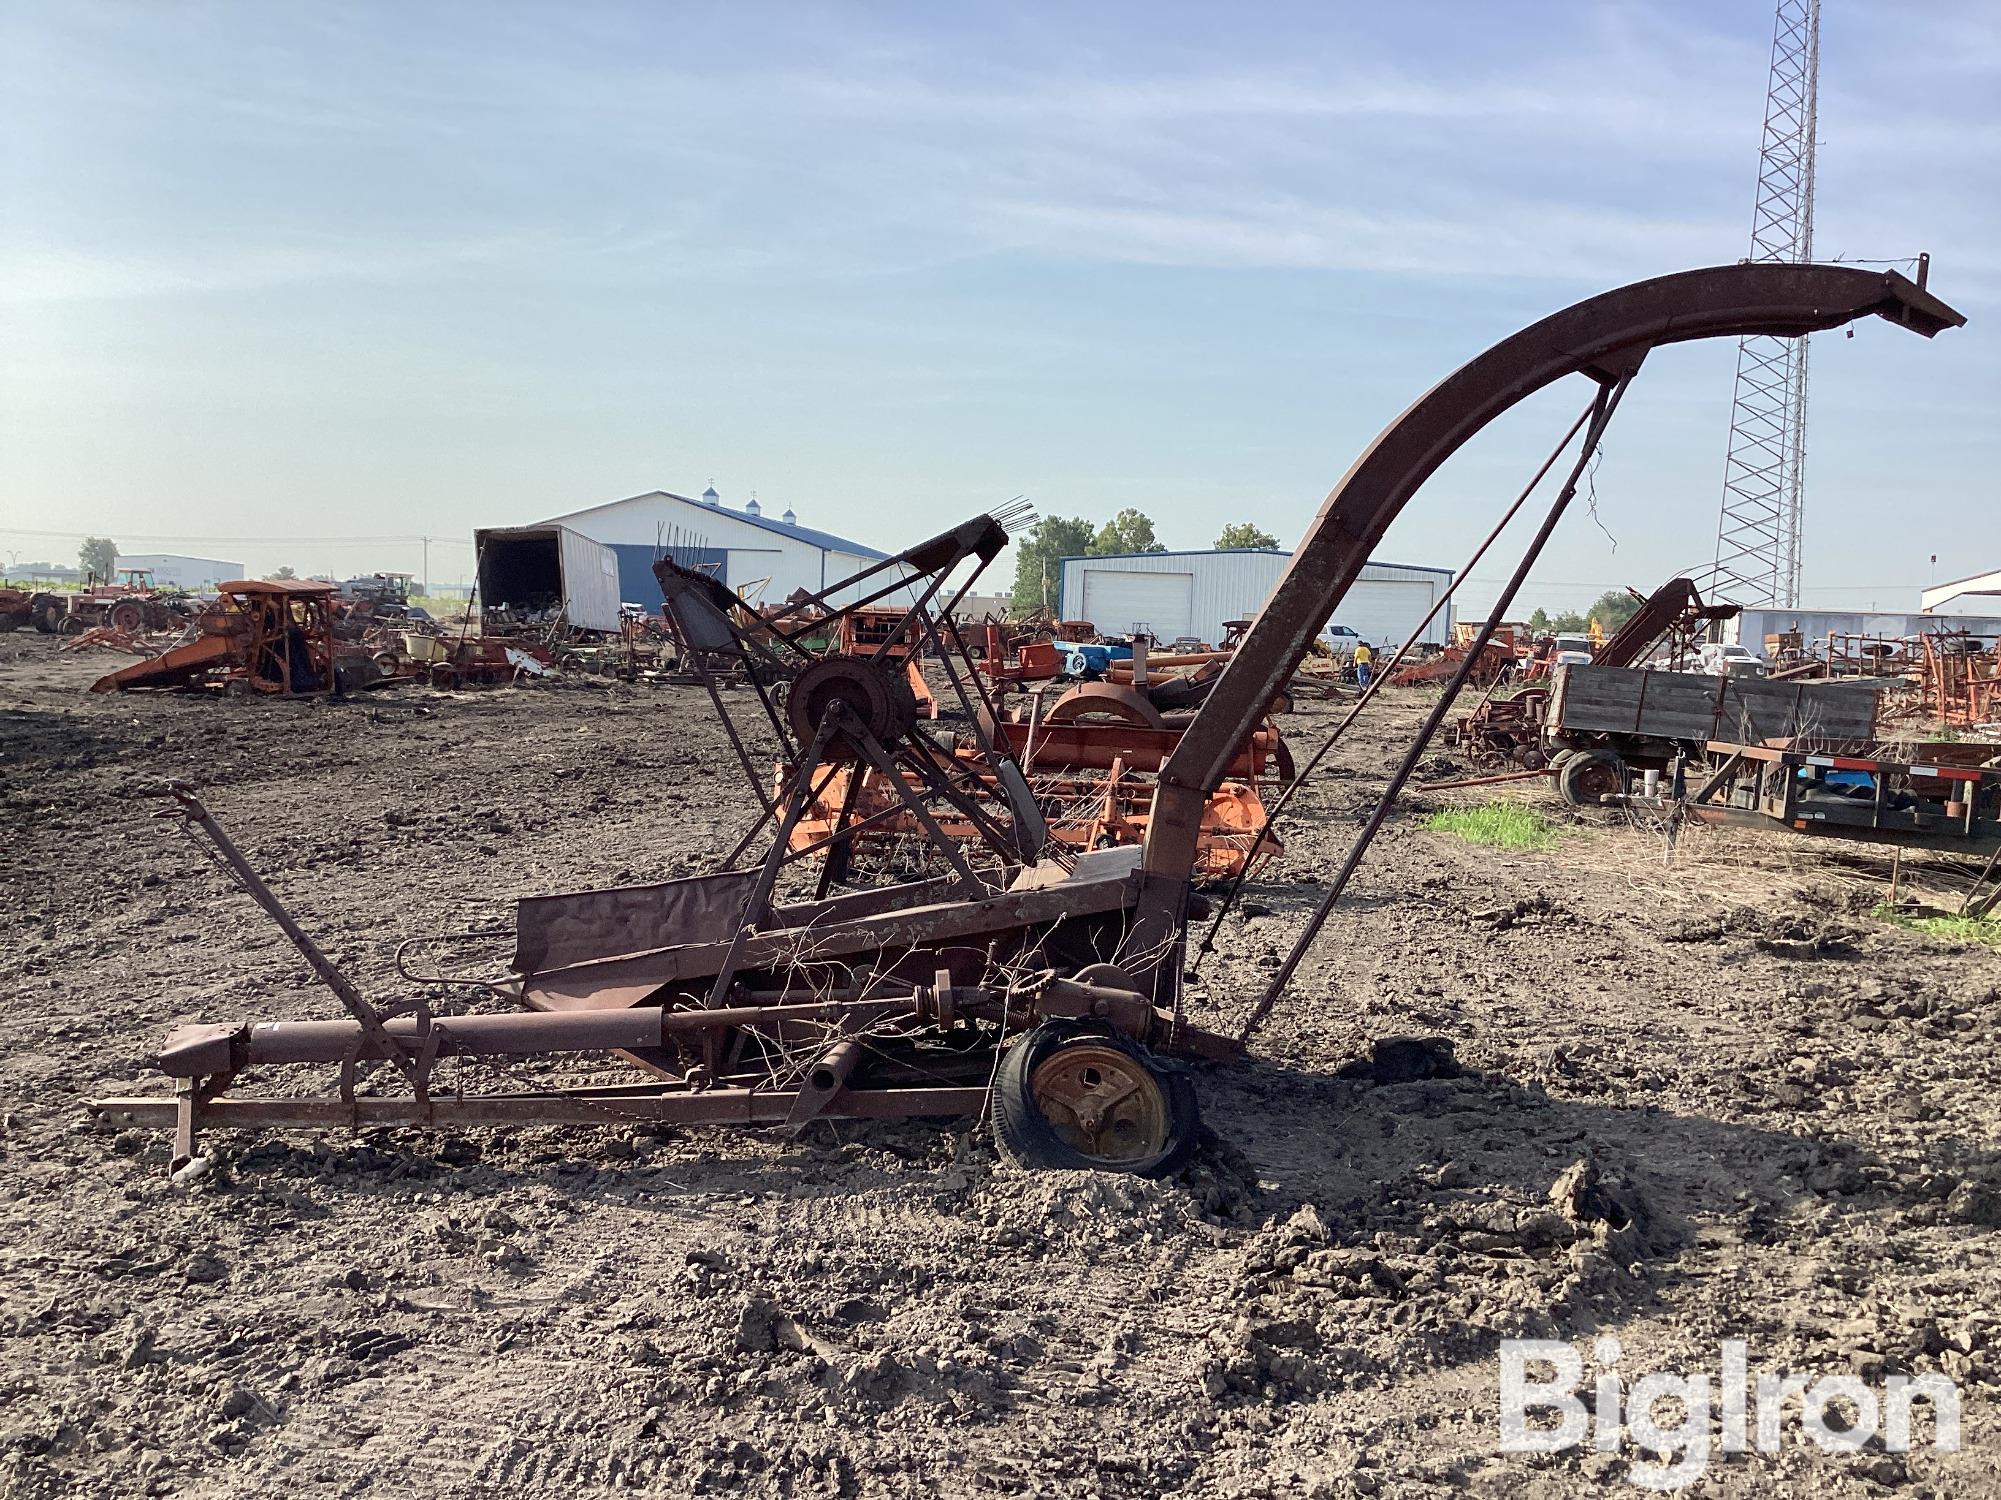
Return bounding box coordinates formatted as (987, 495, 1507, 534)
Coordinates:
(1027, 1042, 1170, 1163)
(1574, 760, 1623, 802)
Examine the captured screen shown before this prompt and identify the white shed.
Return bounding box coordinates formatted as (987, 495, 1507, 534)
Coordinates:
(1058, 549, 1454, 648)
(532, 487, 891, 611)
(1922, 568, 2001, 614)
(1725, 606, 2001, 649)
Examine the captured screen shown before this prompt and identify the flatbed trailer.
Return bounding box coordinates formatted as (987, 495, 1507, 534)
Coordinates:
(1543, 663, 1885, 806)
(1615, 739, 2001, 857)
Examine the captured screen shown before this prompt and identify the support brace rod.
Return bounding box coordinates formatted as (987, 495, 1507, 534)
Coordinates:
(153, 783, 425, 1089)
(1236, 367, 1635, 1042)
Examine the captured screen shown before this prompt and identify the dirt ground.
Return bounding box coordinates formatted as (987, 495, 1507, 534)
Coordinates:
(2, 633, 1997, 1499)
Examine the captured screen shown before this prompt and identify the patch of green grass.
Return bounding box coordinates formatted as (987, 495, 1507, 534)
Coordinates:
(1424, 802, 1563, 851)
(1871, 903, 2001, 947)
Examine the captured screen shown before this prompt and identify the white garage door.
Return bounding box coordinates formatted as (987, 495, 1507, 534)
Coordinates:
(1081, 569, 1194, 639)
(1335, 579, 1441, 650)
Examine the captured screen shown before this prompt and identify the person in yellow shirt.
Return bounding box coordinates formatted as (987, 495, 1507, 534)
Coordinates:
(1354, 639, 1374, 686)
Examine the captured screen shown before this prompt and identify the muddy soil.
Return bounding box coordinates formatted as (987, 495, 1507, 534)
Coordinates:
(2, 634, 1997, 1498)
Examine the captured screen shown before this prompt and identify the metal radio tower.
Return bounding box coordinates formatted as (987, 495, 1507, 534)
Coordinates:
(1711, 0, 1820, 608)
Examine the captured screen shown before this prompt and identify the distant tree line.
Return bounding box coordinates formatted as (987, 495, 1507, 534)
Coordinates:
(1214, 522, 1279, 550)
(1526, 590, 1643, 636)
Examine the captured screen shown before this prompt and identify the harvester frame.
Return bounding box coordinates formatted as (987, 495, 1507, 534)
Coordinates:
(92, 263, 1966, 1177)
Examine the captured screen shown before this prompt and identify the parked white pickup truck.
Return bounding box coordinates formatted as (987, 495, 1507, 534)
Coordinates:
(1697, 641, 1766, 678)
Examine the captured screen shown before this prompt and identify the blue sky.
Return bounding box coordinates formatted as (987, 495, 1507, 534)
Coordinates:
(2, 1, 1994, 612)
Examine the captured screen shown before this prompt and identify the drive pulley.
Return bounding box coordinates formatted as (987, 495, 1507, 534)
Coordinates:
(785, 653, 919, 754)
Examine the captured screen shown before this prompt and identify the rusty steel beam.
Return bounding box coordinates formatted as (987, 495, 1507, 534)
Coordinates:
(91, 1086, 997, 1132)
(155, 1001, 940, 1078)
(1128, 264, 1965, 969)
(150, 784, 432, 1091)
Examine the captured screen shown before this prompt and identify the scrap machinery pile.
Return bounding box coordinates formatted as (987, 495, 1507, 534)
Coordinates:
(14, 570, 198, 638)
(1766, 628, 1997, 732)
(976, 620, 1063, 687)
(962, 671, 1288, 884)
(793, 673, 1289, 887)
(92, 263, 1966, 1178)
(1916, 631, 1999, 730)
(90, 580, 345, 698)
(1387, 638, 1510, 689)
(91, 579, 557, 697)
(1452, 577, 1741, 768)
(650, 504, 1287, 889)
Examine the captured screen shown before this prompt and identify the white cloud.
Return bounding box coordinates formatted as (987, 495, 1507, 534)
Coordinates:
(4, 0, 1995, 304)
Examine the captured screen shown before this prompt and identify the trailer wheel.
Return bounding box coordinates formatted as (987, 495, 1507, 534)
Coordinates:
(107, 601, 144, 634)
(1558, 750, 1628, 807)
(991, 1021, 1199, 1178)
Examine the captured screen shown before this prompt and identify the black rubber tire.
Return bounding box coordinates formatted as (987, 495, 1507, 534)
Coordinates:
(1558, 749, 1629, 807)
(990, 1021, 1200, 1179)
(1271, 734, 1297, 787)
(32, 599, 61, 634)
(334, 656, 385, 696)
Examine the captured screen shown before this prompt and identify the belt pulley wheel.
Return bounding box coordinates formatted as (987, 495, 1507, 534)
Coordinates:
(787, 654, 917, 753)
